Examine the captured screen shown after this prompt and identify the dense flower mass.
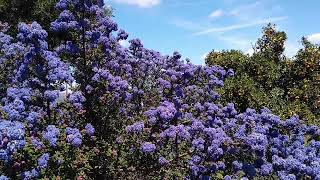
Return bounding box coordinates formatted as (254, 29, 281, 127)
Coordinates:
(37, 153, 49, 169)
(66, 127, 82, 147)
(0, 0, 318, 179)
(68, 91, 86, 109)
(140, 142, 156, 154)
(43, 125, 60, 147)
(126, 121, 144, 134)
(0, 120, 25, 161)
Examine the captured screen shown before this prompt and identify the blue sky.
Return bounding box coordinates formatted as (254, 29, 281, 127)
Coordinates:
(106, 0, 320, 65)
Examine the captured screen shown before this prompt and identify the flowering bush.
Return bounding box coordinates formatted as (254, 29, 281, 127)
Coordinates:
(0, 0, 319, 179)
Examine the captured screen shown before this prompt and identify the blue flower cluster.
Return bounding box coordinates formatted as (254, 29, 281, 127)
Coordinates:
(37, 153, 50, 169)
(68, 91, 86, 110)
(20, 153, 49, 179)
(17, 22, 48, 48)
(51, 10, 80, 33)
(66, 127, 82, 147)
(140, 142, 156, 154)
(131, 101, 320, 179)
(21, 169, 39, 180)
(126, 121, 144, 134)
(85, 123, 95, 136)
(43, 125, 60, 147)
(0, 120, 25, 162)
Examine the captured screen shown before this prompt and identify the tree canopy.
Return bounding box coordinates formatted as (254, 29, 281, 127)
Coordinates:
(206, 24, 320, 124)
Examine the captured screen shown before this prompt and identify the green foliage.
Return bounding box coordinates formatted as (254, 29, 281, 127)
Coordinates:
(255, 23, 287, 62)
(206, 24, 320, 125)
(0, 0, 36, 23)
(216, 74, 267, 113)
(32, 0, 60, 30)
(0, 0, 57, 34)
(286, 38, 320, 113)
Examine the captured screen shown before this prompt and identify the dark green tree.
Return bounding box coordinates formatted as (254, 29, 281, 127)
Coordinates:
(286, 38, 320, 121)
(254, 23, 287, 62)
(0, 0, 59, 34)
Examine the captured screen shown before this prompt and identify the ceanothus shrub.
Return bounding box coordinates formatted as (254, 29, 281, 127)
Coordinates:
(0, 14, 96, 180)
(0, 0, 318, 179)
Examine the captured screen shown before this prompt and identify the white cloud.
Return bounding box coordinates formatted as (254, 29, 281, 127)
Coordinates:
(285, 41, 301, 58)
(172, 19, 206, 31)
(208, 2, 262, 20)
(228, 1, 284, 22)
(201, 52, 208, 60)
(168, 1, 210, 7)
(307, 33, 320, 43)
(209, 9, 224, 18)
(217, 35, 253, 50)
(113, 0, 160, 8)
(193, 16, 288, 36)
(119, 40, 130, 47)
(246, 48, 254, 55)
(229, 1, 262, 20)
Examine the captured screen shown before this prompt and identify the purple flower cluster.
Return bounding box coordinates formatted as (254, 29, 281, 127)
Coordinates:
(136, 100, 320, 179)
(17, 22, 48, 47)
(37, 153, 50, 169)
(21, 168, 39, 179)
(0, 120, 25, 161)
(117, 29, 128, 41)
(66, 127, 82, 147)
(144, 101, 177, 125)
(5, 87, 32, 101)
(44, 90, 60, 102)
(51, 10, 79, 33)
(85, 123, 95, 136)
(141, 142, 156, 154)
(0, 32, 12, 48)
(43, 125, 60, 147)
(31, 137, 44, 150)
(158, 101, 177, 122)
(2, 98, 26, 121)
(126, 121, 144, 134)
(68, 91, 86, 109)
(158, 156, 169, 166)
(55, 41, 80, 55)
(160, 125, 191, 141)
(44, 51, 74, 83)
